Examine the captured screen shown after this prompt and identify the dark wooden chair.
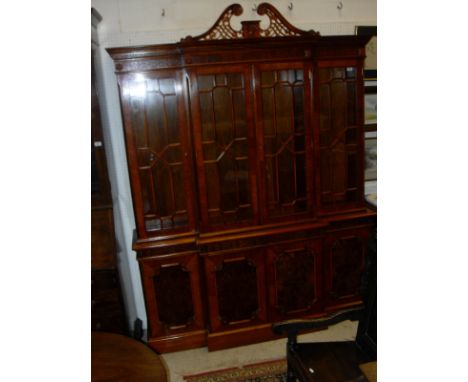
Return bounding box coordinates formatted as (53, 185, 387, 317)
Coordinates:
(272, 231, 377, 382)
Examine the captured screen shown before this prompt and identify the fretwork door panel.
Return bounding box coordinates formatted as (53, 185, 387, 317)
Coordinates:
(190, 66, 258, 230)
(255, 62, 314, 222)
(317, 66, 365, 212)
(120, 70, 196, 237)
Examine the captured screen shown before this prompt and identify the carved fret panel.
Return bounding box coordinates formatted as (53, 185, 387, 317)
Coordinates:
(182, 3, 319, 42)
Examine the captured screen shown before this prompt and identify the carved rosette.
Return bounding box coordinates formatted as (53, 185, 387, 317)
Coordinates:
(181, 2, 319, 42)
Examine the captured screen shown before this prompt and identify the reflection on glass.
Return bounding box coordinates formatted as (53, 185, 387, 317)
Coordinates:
(197, 73, 253, 226)
(129, 76, 188, 231)
(319, 67, 360, 207)
(260, 69, 307, 218)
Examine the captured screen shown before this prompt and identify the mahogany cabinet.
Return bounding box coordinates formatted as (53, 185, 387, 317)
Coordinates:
(107, 3, 376, 352)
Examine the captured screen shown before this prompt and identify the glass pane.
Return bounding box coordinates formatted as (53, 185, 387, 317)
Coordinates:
(129, 75, 188, 231)
(197, 72, 253, 226)
(319, 67, 361, 208)
(260, 68, 308, 218)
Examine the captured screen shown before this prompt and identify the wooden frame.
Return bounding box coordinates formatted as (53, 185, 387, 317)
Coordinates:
(364, 137, 377, 181)
(355, 25, 377, 79)
(364, 81, 377, 131)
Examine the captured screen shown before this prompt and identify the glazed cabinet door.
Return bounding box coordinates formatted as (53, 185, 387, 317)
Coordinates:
(189, 66, 258, 230)
(139, 252, 205, 339)
(317, 65, 365, 212)
(119, 70, 196, 237)
(254, 63, 314, 222)
(266, 239, 322, 321)
(203, 249, 267, 332)
(324, 227, 370, 309)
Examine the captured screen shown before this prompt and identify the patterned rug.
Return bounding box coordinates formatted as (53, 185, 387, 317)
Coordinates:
(183, 359, 287, 382)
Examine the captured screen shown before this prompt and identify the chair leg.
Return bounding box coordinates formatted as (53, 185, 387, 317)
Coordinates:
(286, 362, 295, 382)
(286, 332, 298, 382)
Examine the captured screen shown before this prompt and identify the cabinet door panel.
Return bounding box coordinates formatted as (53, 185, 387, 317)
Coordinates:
(203, 249, 267, 332)
(318, 66, 364, 211)
(140, 252, 204, 338)
(255, 63, 314, 221)
(266, 240, 322, 320)
(191, 67, 258, 229)
(120, 71, 195, 237)
(325, 227, 370, 308)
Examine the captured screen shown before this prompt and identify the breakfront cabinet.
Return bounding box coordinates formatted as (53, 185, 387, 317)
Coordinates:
(107, 3, 376, 352)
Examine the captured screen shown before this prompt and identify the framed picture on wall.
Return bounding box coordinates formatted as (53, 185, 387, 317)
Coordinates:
(364, 81, 377, 131)
(364, 136, 377, 181)
(355, 26, 377, 80)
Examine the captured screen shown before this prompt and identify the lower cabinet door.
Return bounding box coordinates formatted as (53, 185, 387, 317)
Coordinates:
(266, 239, 323, 321)
(203, 249, 267, 332)
(325, 227, 371, 309)
(139, 252, 205, 339)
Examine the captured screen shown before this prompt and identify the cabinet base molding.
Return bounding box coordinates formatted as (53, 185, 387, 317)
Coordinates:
(147, 330, 207, 353)
(325, 300, 365, 313)
(207, 324, 277, 351)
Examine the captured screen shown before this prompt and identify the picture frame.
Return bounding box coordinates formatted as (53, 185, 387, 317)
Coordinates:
(356, 26, 377, 132)
(357, 25, 378, 182)
(364, 136, 377, 181)
(364, 81, 377, 131)
(355, 26, 377, 79)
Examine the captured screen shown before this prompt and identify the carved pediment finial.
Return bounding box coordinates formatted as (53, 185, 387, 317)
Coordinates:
(181, 2, 319, 42)
(256, 3, 320, 38)
(181, 4, 243, 42)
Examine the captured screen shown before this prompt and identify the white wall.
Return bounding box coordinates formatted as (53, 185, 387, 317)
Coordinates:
(91, 0, 377, 330)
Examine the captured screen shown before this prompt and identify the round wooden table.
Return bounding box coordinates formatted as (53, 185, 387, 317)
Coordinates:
(92, 332, 167, 382)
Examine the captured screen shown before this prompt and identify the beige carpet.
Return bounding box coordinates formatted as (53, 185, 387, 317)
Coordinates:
(161, 320, 359, 382)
